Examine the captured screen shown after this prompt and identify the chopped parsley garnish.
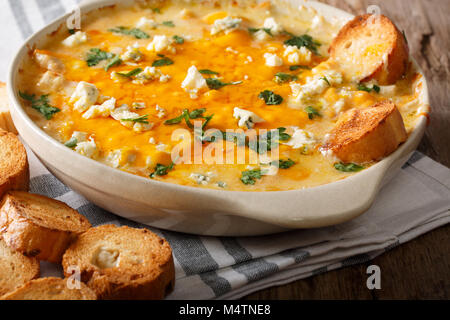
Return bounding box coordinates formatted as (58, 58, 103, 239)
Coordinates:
(357, 83, 380, 93)
(68, 29, 76, 35)
(334, 162, 364, 172)
(241, 169, 263, 185)
(248, 27, 273, 36)
(199, 69, 219, 75)
(152, 55, 174, 67)
(121, 114, 149, 124)
(108, 26, 150, 39)
(258, 90, 283, 105)
(305, 106, 321, 120)
(289, 65, 310, 71)
(151, 8, 161, 14)
(64, 137, 78, 149)
(116, 68, 143, 78)
(162, 21, 175, 27)
(105, 55, 122, 71)
(320, 76, 331, 86)
(250, 127, 291, 154)
(173, 35, 184, 44)
(19, 92, 60, 120)
(150, 162, 175, 178)
(277, 127, 292, 141)
(164, 108, 213, 131)
(284, 34, 321, 55)
(274, 72, 298, 84)
(271, 159, 296, 169)
(86, 48, 114, 67)
(205, 78, 242, 90)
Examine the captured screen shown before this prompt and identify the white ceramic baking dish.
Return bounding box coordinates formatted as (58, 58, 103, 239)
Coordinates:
(7, 0, 429, 236)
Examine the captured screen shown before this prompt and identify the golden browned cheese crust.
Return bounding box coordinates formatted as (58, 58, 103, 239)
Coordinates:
(0, 129, 29, 199)
(0, 236, 40, 297)
(0, 277, 97, 300)
(0, 191, 91, 263)
(62, 225, 175, 300)
(329, 14, 409, 85)
(322, 101, 407, 163)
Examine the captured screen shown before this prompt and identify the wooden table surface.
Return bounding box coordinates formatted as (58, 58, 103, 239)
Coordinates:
(245, 0, 450, 300)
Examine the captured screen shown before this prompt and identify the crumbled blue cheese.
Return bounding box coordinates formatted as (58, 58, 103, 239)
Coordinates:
(289, 70, 343, 108)
(75, 137, 98, 159)
(263, 53, 283, 67)
(190, 172, 217, 185)
(181, 65, 207, 99)
(147, 35, 174, 53)
(156, 105, 166, 118)
(333, 99, 346, 115)
(136, 17, 158, 29)
(132, 102, 146, 109)
(37, 71, 64, 91)
(233, 107, 265, 128)
(283, 128, 316, 150)
(62, 31, 88, 47)
(263, 17, 283, 35)
(254, 30, 270, 41)
(211, 16, 242, 35)
(132, 66, 171, 84)
(121, 44, 143, 63)
(111, 105, 153, 132)
(82, 98, 116, 119)
(106, 149, 137, 168)
(34, 52, 64, 73)
(283, 45, 312, 64)
(70, 81, 99, 113)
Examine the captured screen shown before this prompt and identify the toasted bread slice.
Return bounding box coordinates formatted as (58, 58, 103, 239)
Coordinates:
(0, 191, 91, 263)
(322, 101, 407, 163)
(0, 83, 17, 134)
(62, 225, 175, 300)
(0, 129, 29, 199)
(0, 236, 40, 297)
(329, 14, 409, 85)
(0, 277, 97, 300)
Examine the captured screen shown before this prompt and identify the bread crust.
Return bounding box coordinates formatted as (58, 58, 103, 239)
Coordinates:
(322, 101, 407, 163)
(0, 236, 40, 297)
(0, 82, 17, 134)
(0, 129, 29, 199)
(329, 14, 409, 85)
(0, 191, 91, 263)
(62, 225, 175, 300)
(0, 277, 97, 300)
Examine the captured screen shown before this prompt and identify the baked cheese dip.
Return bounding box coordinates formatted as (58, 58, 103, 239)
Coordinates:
(17, 0, 427, 191)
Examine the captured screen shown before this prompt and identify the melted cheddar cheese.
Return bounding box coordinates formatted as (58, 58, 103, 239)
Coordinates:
(17, 0, 425, 191)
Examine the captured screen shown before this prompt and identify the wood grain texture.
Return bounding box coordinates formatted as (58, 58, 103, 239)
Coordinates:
(244, 0, 450, 300)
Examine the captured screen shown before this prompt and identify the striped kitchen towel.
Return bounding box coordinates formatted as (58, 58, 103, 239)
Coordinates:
(28, 147, 450, 299)
(3, 0, 450, 300)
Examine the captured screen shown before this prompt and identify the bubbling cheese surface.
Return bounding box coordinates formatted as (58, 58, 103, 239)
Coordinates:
(17, 0, 424, 191)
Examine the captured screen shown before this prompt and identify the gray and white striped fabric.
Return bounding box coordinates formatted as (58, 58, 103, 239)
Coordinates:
(3, 0, 450, 300)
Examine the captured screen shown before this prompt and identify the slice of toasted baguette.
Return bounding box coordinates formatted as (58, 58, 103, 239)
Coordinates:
(0, 191, 91, 263)
(322, 100, 407, 163)
(0, 129, 29, 199)
(0, 277, 97, 300)
(0, 83, 17, 134)
(329, 14, 409, 85)
(62, 225, 175, 300)
(0, 236, 40, 297)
